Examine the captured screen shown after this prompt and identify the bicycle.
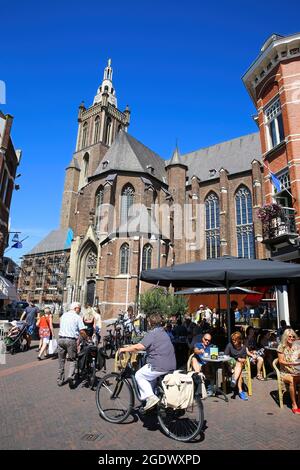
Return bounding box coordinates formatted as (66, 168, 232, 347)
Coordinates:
(76, 340, 98, 389)
(95, 352, 204, 442)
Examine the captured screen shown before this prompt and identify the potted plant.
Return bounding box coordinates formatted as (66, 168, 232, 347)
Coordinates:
(257, 203, 285, 223)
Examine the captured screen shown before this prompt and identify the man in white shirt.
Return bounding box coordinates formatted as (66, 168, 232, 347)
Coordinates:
(57, 302, 87, 387)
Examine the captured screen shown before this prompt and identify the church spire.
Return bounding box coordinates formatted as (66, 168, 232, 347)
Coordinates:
(93, 58, 117, 107)
(165, 144, 187, 169)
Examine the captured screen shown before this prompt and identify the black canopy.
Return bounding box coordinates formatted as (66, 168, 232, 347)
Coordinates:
(140, 256, 300, 340)
(140, 256, 300, 288)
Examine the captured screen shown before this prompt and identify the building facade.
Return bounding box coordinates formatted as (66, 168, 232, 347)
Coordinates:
(243, 32, 300, 326)
(0, 111, 21, 305)
(18, 38, 300, 317)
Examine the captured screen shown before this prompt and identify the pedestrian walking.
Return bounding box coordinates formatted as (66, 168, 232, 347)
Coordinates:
(20, 301, 39, 350)
(57, 302, 87, 387)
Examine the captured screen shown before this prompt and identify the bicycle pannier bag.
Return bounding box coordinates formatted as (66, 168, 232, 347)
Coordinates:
(162, 370, 194, 409)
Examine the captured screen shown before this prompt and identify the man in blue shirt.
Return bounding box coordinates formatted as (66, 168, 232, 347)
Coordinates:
(20, 301, 39, 350)
(191, 333, 214, 396)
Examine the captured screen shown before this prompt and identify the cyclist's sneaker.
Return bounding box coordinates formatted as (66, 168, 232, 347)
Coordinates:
(144, 395, 159, 411)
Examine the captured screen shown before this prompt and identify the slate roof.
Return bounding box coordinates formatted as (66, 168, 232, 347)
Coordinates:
(26, 229, 71, 255)
(93, 130, 167, 183)
(179, 132, 261, 182)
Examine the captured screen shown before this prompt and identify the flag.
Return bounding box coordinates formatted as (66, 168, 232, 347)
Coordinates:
(269, 172, 281, 193)
(11, 241, 23, 249)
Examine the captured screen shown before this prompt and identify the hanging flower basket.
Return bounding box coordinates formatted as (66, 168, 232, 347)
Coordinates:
(257, 203, 285, 223)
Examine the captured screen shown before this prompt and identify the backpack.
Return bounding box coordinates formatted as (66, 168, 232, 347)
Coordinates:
(161, 370, 195, 410)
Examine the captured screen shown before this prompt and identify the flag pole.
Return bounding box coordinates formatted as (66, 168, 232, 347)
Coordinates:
(262, 160, 295, 201)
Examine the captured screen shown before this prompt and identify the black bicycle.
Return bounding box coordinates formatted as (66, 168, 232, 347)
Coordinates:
(95, 352, 204, 442)
(76, 340, 98, 389)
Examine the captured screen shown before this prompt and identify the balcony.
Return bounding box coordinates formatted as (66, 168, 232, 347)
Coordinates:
(261, 206, 298, 247)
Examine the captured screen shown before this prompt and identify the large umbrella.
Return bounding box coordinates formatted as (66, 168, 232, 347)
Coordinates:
(140, 256, 300, 340)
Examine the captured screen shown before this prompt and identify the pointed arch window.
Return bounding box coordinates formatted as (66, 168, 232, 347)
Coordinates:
(120, 243, 129, 274)
(82, 122, 88, 149)
(121, 184, 135, 225)
(94, 115, 100, 144)
(205, 192, 220, 259)
(95, 186, 104, 233)
(142, 244, 152, 271)
(83, 153, 89, 178)
(235, 186, 255, 259)
(104, 117, 112, 145)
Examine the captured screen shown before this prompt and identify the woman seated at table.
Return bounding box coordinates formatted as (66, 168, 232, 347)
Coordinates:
(244, 326, 265, 381)
(225, 331, 248, 401)
(277, 329, 300, 414)
(191, 333, 214, 396)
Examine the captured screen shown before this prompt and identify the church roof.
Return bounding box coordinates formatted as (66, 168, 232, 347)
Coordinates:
(26, 228, 72, 255)
(179, 132, 261, 182)
(93, 130, 167, 183)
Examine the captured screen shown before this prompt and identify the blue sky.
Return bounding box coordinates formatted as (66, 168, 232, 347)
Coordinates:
(1, 0, 299, 263)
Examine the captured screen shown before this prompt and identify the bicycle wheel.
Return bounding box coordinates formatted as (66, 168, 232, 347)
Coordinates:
(157, 396, 204, 442)
(96, 372, 134, 423)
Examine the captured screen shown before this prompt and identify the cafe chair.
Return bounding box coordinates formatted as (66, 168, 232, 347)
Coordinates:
(221, 356, 252, 396)
(272, 358, 287, 408)
(187, 353, 195, 372)
(114, 347, 138, 372)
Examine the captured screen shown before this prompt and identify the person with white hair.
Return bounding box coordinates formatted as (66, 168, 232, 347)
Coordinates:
(57, 302, 87, 387)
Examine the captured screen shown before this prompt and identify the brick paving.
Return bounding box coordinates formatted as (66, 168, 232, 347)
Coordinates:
(0, 338, 300, 450)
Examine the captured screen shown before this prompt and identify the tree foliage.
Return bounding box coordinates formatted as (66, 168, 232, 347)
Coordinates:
(139, 287, 188, 319)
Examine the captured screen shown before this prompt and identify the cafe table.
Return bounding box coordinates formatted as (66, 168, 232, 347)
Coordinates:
(202, 354, 231, 402)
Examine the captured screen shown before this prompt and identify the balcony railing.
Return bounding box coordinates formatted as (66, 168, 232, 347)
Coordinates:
(262, 207, 297, 241)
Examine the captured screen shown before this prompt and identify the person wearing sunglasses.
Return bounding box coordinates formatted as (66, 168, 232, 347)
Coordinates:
(277, 328, 300, 414)
(192, 333, 214, 396)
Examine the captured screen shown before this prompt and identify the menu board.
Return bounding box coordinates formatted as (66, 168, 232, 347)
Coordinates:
(210, 346, 219, 360)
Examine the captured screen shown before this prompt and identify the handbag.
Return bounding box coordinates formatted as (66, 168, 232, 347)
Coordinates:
(48, 338, 58, 355)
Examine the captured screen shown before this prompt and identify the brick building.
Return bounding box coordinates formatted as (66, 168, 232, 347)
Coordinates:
(18, 56, 271, 318)
(0, 111, 21, 304)
(243, 32, 300, 325)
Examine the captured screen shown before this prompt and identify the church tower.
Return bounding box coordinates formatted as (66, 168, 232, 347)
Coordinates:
(60, 59, 130, 230)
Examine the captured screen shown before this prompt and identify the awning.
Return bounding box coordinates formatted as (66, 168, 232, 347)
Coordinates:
(174, 287, 262, 295)
(0, 276, 19, 301)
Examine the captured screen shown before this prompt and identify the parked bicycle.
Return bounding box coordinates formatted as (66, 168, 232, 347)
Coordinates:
(95, 352, 204, 442)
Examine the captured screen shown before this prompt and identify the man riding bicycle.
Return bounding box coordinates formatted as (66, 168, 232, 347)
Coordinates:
(118, 312, 176, 411)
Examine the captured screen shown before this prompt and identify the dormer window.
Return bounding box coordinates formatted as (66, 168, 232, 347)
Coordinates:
(146, 165, 155, 175)
(102, 160, 109, 169)
(209, 169, 217, 178)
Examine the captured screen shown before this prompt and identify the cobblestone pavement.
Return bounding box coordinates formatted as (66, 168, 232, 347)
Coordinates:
(0, 338, 300, 450)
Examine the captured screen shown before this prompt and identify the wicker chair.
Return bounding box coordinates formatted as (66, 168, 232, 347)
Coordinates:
(221, 356, 252, 396)
(272, 358, 287, 408)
